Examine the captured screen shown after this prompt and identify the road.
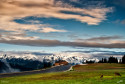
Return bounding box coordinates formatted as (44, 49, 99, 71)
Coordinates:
(0, 64, 72, 78)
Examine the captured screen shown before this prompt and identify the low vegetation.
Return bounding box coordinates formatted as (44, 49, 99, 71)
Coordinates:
(0, 63, 125, 84)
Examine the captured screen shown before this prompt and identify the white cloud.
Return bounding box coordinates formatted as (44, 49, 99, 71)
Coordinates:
(0, 0, 112, 33)
(40, 27, 67, 33)
(0, 31, 39, 40)
(55, 52, 92, 58)
(0, 0, 112, 41)
(0, 35, 39, 40)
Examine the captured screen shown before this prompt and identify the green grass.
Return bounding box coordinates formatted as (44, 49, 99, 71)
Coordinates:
(0, 63, 125, 84)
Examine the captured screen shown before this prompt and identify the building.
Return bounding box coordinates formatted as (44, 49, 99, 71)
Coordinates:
(53, 60, 68, 66)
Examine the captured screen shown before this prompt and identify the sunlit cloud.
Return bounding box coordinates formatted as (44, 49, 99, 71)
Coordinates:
(0, 38, 125, 48)
(40, 27, 67, 33)
(0, 0, 112, 33)
(75, 36, 123, 43)
(0, 0, 116, 49)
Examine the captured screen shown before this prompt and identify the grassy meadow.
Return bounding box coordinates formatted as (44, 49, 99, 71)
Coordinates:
(0, 63, 125, 84)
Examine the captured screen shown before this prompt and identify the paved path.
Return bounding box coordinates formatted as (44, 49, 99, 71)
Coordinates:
(0, 65, 72, 78)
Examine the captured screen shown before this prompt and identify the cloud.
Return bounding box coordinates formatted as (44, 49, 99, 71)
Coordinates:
(121, 20, 125, 24)
(0, 32, 39, 40)
(40, 27, 67, 33)
(87, 36, 122, 41)
(0, 0, 114, 48)
(0, 34, 2, 38)
(75, 36, 124, 44)
(55, 52, 92, 58)
(64, 50, 125, 59)
(76, 36, 122, 42)
(1, 50, 124, 62)
(0, 0, 112, 34)
(65, 50, 125, 55)
(77, 36, 125, 47)
(0, 38, 125, 48)
(2, 36, 39, 40)
(114, 19, 125, 25)
(0, 51, 53, 56)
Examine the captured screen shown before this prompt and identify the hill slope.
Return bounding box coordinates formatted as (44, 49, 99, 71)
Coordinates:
(0, 63, 125, 84)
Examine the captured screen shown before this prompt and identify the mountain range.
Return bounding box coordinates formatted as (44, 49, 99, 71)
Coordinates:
(0, 54, 98, 73)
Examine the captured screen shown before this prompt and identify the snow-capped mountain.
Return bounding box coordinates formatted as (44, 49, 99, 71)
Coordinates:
(0, 54, 38, 61)
(0, 52, 99, 65)
(0, 52, 99, 73)
(0, 59, 20, 73)
(0, 54, 51, 73)
(38, 52, 99, 65)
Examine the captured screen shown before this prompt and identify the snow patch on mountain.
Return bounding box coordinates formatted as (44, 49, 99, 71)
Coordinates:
(0, 52, 99, 65)
(0, 54, 38, 61)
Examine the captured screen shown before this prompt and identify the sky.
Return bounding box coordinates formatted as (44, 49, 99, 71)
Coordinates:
(0, 0, 125, 58)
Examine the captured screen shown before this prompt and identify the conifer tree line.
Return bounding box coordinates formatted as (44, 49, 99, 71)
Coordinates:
(98, 55, 125, 63)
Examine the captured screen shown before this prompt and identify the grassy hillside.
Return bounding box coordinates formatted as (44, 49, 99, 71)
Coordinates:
(0, 63, 125, 84)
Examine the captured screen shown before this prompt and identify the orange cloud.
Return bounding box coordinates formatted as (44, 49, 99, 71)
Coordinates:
(0, 0, 113, 42)
(40, 27, 67, 33)
(0, 0, 112, 33)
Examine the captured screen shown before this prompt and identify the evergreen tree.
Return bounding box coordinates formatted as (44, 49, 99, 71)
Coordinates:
(122, 55, 125, 64)
(108, 56, 118, 63)
(104, 58, 108, 63)
(115, 58, 118, 63)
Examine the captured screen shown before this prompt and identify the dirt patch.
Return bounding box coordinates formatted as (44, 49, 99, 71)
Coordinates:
(73, 65, 82, 68)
